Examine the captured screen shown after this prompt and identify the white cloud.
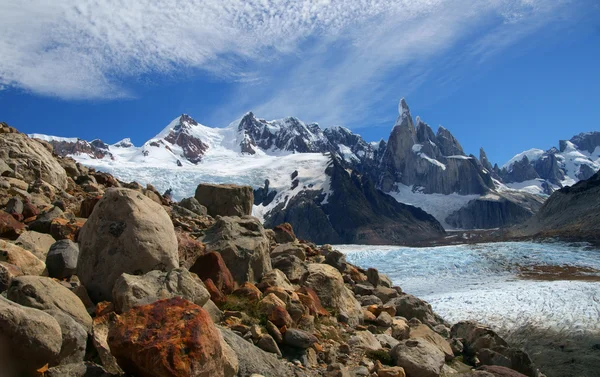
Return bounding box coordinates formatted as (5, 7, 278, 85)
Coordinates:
(0, 0, 585, 123)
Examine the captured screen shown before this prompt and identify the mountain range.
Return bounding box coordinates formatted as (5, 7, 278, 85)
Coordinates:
(30, 99, 600, 244)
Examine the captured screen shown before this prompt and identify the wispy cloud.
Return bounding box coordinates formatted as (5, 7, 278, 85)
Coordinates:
(0, 0, 585, 125)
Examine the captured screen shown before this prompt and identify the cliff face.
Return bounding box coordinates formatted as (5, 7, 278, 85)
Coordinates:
(516, 169, 600, 241)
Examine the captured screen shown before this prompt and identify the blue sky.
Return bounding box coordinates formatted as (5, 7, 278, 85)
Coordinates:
(1, 0, 599, 165)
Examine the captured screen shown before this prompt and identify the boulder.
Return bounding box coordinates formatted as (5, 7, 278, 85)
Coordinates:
(108, 297, 225, 377)
(387, 294, 436, 325)
(14, 230, 56, 261)
(202, 216, 271, 285)
(0, 261, 22, 292)
(271, 242, 306, 261)
(45, 309, 87, 365)
(272, 223, 296, 244)
(451, 321, 508, 355)
(220, 327, 300, 377)
(179, 197, 208, 216)
(390, 339, 445, 377)
(28, 206, 64, 234)
(0, 132, 68, 189)
(194, 183, 253, 217)
(304, 263, 362, 326)
(348, 330, 381, 351)
(0, 239, 46, 275)
(5, 197, 23, 217)
(410, 324, 453, 361)
(92, 314, 124, 375)
(189, 251, 235, 294)
(7, 275, 93, 330)
(0, 296, 62, 375)
(46, 239, 80, 279)
(112, 268, 210, 313)
(283, 328, 318, 349)
(391, 317, 410, 340)
(0, 210, 25, 239)
(271, 254, 307, 283)
(257, 268, 295, 291)
(77, 188, 179, 302)
(257, 334, 282, 356)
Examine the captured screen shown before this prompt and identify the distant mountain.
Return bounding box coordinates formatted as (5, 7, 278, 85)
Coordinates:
(498, 132, 600, 195)
(516, 168, 600, 242)
(30, 99, 595, 237)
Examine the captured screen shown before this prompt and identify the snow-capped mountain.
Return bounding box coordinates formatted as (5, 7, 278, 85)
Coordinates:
(29, 99, 597, 236)
(498, 132, 600, 195)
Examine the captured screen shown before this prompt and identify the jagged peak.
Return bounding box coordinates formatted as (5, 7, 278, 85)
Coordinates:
(398, 97, 410, 117)
(113, 138, 134, 148)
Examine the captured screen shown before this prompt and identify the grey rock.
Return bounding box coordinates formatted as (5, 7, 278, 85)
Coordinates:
(46, 239, 79, 279)
(271, 242, 306, 261)
(283, 328, 318, 349)
(7, 275, 92, 330)
(0, 261, 22, 292)
(0, 239, 46, 275)
(195, 183, 253, 217)
(375, 333, 400, 349)
(112, 268, 210, 313)
(28, 206, 64, 233)
(271, 254, 307, 283)
(5, 197, 23, 215)
(202, 216, 271, 285)
(45, 309, 87, 365)
(14, 230, 56, 261)
(390, 338, 445, 377)
(77, 188, 179, 302)
(387, 294, 436, 326)
(220, 327, 301, 377)
(179, 196, 208, 216)
(359, 295, 383, 306)
(0, 296, 62, 374)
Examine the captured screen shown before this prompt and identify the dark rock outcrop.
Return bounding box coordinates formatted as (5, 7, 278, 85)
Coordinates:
(516, 169, 600, 241)
(266, 157, 445, 244)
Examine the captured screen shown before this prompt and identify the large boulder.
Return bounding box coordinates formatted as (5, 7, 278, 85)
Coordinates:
(202, 216, 271, 285)
(0, 239, 46, 275)
(194, 183, 253, 217)
(409, 324, 454, 361)
(451, 321, 508, 356)
(7, 275, 93, 330)
(0, 296, 62, 375)
(387, 294, 437, 325)
(303, 263, 362, 326)
(0, 132, 68, 189)
(77, 188, 179, 302)
(108, 297, 225, 377)
(46, 239, 80, 279)
(390, 338, 445, 377)
(112, 268, 210, 313)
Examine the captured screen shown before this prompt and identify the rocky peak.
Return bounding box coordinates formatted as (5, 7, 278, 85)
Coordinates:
(436, 126, 465, 156)
(163, 114, 208, 164)
(568, 131, 600, 154)
(113, 138, 134, 148)
(479, 147, 493, 171)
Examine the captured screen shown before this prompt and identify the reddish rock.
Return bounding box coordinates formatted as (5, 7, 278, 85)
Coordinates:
(95, 301, 115, 317)
(79, 195, 102, 218)
(273, 223, 296, 244)
(0, 210, 25, 240)
(49, 217, 85, 241)
(268, 306, 293, 328)
(176, 231, 206, 269)
(203, 278, 225, 305)
(21, 200, 39, 219)
(108, 297, 224, 377)
(190, 252, 234, 294)
(297, 287, 329, 317)
(477, 365, 528, 377)
(232, 282, 262, 302)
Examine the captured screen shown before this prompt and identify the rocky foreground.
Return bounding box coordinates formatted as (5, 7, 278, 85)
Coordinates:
(0, 123, 546, 377)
